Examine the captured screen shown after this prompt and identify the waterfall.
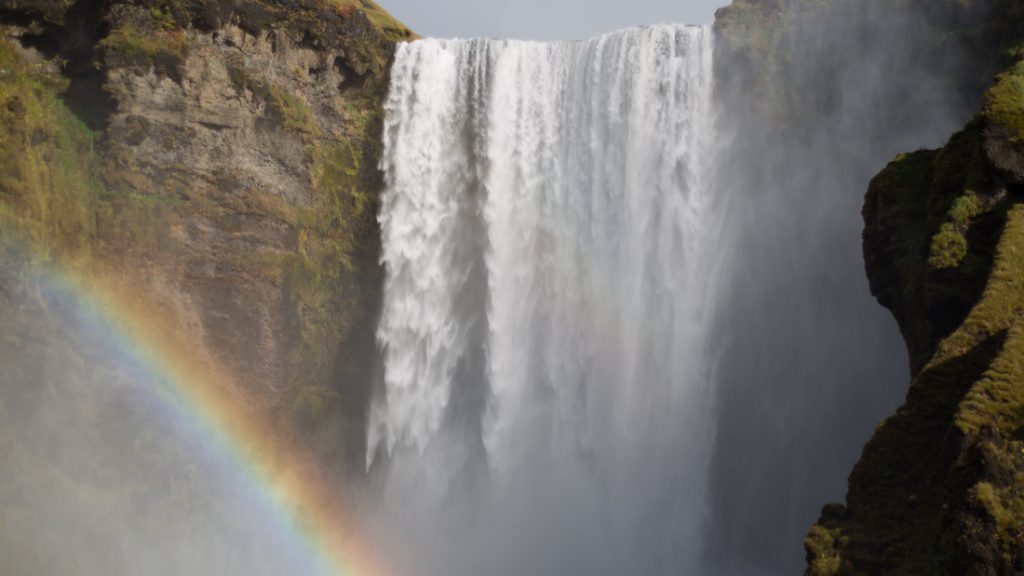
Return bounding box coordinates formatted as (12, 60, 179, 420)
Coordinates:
(371, 25, 719, 576)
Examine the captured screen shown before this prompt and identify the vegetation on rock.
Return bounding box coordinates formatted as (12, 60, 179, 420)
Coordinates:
(983, 56, 1024, 143)
(800, 5, 1024, 572)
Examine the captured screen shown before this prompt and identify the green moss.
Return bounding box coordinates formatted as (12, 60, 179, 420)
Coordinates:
(267, 85, 316, 137)
(342, 101, 377, 135)
(100, 23, 187, 68)
(929, 223, 969, 269)
(949, 195, 981, 227)
(928, 194, 982, 270)
(149, 4, 177, 30)
(805, 525, 844, 575)
(948, 205, 1024, 435)
(326, 0, 416, 41)
(983, 59, 1024, 142)
(227, 62, 319, 139)
(315, 139, 367, 218)
(273, 111, 386, 435)
(226, 190, 303, 227)
(936, 204, 1024, 365)
(973, 481, 1024, 539)
(0, 34, 174, 264)
(0, 38, 101, 264)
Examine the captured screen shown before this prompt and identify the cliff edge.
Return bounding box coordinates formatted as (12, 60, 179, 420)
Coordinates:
(0, 3, 410, 567)
(715, 0, 1024, 573)
(807, 8, 1024, 575)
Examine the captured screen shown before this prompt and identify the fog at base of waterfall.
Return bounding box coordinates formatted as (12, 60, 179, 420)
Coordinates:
(371, 26, 719, 576)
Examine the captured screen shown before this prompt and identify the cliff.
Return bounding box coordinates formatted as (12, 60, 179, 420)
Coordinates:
(718, 0, 1024, 573)
(0, 2, 410, 565)
(809, 19, 1024, 576)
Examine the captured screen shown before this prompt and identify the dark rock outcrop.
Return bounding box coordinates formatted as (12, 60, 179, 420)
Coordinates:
(802, 3, 1024, 574)
(715, 0, 1024, 573)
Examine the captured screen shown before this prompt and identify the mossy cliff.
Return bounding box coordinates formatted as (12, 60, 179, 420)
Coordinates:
(814, 52, 1024, 576)
(811, 117, 1024, 574)
(0, 0, 412, 483)
(719, 0, 1024, 573)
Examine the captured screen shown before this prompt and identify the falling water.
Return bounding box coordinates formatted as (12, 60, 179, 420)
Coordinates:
(371, 25, 719, 576)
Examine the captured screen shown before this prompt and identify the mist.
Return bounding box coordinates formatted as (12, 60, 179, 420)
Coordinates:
(0, 256, 335, 576)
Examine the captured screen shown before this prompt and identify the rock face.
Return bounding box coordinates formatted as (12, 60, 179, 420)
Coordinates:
(799, 2, 1024, 575)
(714, 0, 1024, 573)
(0, 0, 412, 474)
(812, 64, 1024, 576)
(0, 2, 415, 570)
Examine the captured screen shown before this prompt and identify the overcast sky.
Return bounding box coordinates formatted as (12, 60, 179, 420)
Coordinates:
(380, 0, 729, 41)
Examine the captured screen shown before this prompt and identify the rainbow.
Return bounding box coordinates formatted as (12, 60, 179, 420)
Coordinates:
(16, 257, 387, 576)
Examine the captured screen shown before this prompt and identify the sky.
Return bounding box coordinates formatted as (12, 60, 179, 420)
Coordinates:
(379, 0, 729, 41)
